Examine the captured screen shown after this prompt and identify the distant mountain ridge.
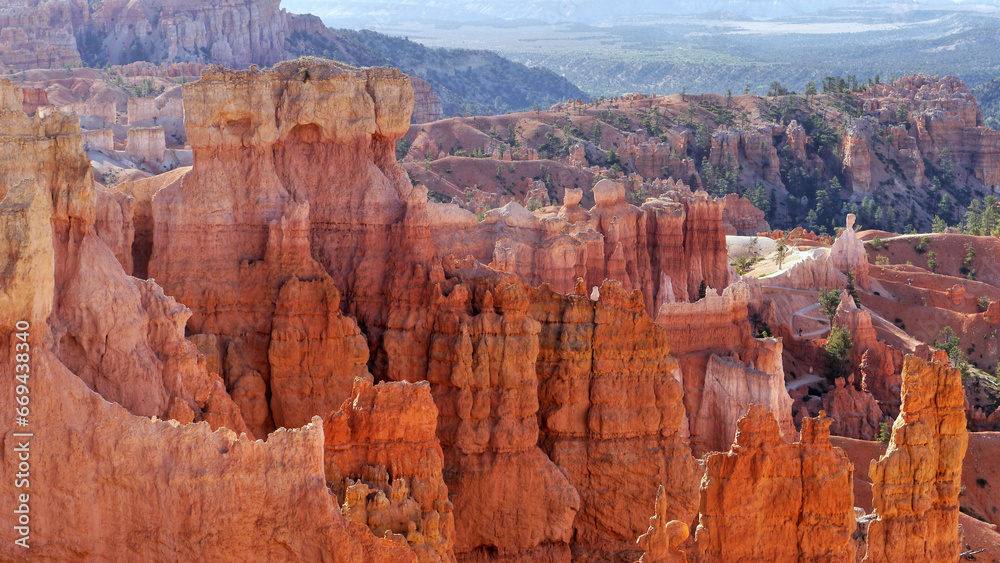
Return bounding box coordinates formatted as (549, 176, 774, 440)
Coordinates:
(283, 0, 1000, 25)
(286, 28, 586, 116)
(0, 0, 585, 117)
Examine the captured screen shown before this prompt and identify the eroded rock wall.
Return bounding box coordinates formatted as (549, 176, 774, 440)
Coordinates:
(0, 0, 86, 69)
(90, 0, 291, 67)
(694, 407, 857, 562)
(0, 77, 411, 562)
(858, 74, 1000, 189)
(531, 279, 700, 557)
(0, 79, 246, 436)
(325, 378, 456, 562)
(863, 355, 968, 562)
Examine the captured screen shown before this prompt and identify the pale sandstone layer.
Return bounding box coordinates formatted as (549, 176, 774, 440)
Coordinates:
(657, 280, 793, 455)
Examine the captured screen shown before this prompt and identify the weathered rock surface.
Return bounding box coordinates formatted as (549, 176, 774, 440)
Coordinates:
(720, 192, 769, 235)
(692, 351, 795, 454)
(146, 61, 589, 558)
(832, 290, 904, 415)
(411, 76, 444, 124)
(81, 128, 114, 151)
(830, 214, 870, 289)
(447, 179, 730, 316)
(0, 79, 248, 436)
(0, 0, 86, 69)
(0, 77, 413, 561)
(822, 377, 884, 441)
(657, 280, 792, 455)
(620, 131, 697, 182)
(21, 87, 50, 115)
(90, 0, 291, 67)
(708, 124, 784, 189)
(840, 119, 874, 194)
(695, 406, 857, 562)
(635, 486, 690, 563)
(270, 275, 371, 429)
(858, 74, 1000, 189)
(326, 378, 456, 562)
(150, 58, 415, 434)
(531, 279, 700, 557)
(11, 56, 977, 563)
(94, 182, 135, 273)
(863, 355, 969, 562)
(126, 126, 166, 164)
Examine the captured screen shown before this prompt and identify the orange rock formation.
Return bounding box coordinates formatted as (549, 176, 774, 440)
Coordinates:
(0, 77, 412, 561)
(636, 486, 690, 563)
(325, 378, 456, 561)
(858, 74, 1000, 189)
(863, 355, 969, 562)
(0, 55, 982, 563)
(720, 192, 770, 235)
(694, 406, 857, 562)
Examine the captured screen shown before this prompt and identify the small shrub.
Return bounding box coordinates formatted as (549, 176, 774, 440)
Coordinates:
(824, 324, 854, 379)
(877, 421, 892, 442)
(819, 289, 841, 321)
